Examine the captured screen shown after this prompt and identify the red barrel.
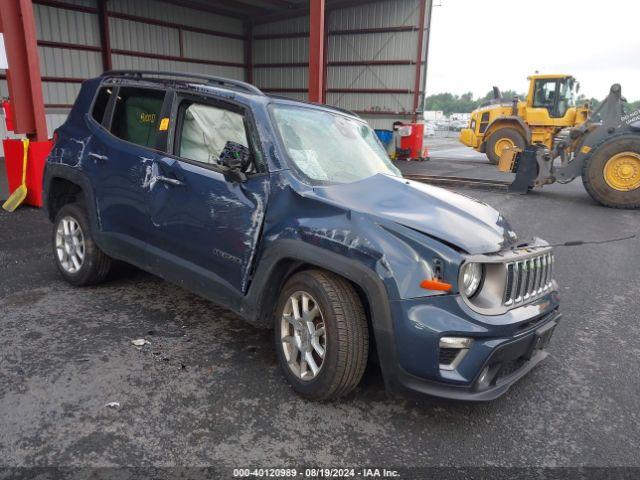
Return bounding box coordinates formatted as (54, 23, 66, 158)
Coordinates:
(395, 123, 428, 161)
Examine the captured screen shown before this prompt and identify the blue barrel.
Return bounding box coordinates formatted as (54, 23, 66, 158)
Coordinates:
(374, 129, 394, 147)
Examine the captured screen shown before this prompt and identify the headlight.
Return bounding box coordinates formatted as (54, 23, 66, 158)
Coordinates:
(461, 262, 483, 297)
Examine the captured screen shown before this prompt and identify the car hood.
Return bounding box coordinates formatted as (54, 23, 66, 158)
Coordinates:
(307, 174, 517, 254)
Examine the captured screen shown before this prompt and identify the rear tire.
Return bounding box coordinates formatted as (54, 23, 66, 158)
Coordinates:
(53, 203, 112, 286)
(581, 136, 640, 209)
(486, 128, 526, 165)
(275, 269, 369, 401)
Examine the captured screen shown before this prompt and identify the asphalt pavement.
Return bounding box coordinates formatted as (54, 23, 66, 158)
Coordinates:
(1, 141, 639, 473)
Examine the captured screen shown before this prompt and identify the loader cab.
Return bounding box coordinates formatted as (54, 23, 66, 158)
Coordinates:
(526, 75, 579, 123)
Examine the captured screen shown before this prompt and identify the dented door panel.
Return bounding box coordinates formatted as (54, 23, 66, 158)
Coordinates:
(82, 117, 155, 262)
(146, 155, 269, 294)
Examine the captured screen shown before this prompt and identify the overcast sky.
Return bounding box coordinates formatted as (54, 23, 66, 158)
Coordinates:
(426, 0, 640, 101)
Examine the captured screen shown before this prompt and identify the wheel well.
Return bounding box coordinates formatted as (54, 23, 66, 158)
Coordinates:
(484, 121, 528, 145)
(258, 260, 379, 361)
(47, 177, 84, 221)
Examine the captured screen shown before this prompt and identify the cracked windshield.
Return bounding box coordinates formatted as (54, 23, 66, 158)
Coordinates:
(272, 105, 401, 184)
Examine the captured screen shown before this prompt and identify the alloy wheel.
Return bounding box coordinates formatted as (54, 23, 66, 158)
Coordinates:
(55, 216, 85, 273)
(280, 290, 326, 381)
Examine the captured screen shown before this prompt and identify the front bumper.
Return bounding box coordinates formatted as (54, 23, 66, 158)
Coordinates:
(459, 128, 480, 148)
(377, 291, 561, 401)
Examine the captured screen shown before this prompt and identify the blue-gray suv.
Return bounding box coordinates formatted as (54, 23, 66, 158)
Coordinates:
(43, 71, 561, 401)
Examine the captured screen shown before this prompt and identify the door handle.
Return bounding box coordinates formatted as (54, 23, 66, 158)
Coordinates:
(88, 152, 108, 162)
(156, 175, 184, 187)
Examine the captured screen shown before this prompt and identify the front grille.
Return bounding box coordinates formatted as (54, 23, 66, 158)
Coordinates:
(503, 252, 554, 306)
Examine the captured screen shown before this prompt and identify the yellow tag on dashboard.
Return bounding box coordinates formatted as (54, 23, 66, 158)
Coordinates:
(159, 118, 170, 131)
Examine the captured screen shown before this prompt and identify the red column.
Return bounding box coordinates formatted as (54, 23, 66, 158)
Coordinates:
(308, 0, 325, 103)
(412, 0, 427, 123)
(321, 8, 329, 103)
(0, 0, 48, 141)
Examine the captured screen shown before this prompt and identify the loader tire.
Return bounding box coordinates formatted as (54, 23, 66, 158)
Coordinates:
(486, 128, 526, 165)
(581, 136, 640, 209)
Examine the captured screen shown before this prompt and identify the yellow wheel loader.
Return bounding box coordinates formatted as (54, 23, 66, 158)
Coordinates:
(496, 84, 640, 209)
(455, 75, 640, 209)
(407, 75, 640, 209)
(460, 74, 589, 164)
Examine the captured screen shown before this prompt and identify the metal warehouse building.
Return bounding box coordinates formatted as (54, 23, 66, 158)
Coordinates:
(0, 0, 432, 147)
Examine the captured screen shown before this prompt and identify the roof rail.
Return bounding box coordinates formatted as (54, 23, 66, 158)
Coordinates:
(101, 70, 264, 96)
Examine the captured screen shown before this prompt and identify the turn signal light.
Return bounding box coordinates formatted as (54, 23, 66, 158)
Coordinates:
(420, 279, 452, 291)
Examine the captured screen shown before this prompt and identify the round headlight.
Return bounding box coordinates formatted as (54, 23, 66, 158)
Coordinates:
(461, 262, 483, 298)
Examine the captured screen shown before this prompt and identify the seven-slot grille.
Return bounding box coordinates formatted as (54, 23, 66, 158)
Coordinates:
(503, 252, 554, 306)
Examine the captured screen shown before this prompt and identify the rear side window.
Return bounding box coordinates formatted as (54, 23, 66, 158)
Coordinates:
(110, 87, 165, 149)
(91, 87, 112, 124)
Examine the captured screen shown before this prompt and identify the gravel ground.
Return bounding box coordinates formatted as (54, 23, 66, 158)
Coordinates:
(1, 147, 639, 474)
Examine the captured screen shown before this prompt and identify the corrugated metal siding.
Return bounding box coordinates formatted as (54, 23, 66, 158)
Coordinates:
(254, 37, 309, 64)
(41, 82, 84, 106)
(109, 18, 181, 56)
(326, 92, 414, 113)
(111, 55, 244, 80)
(35, 4, 100, 45)
(329, 31, 417, 63)
(328, 65, 414, 90)
(254, 68, 308, 91)
(109, 0, 243, 35)
(29, 2, 102, 149)
(254, 17, 309, 36)
(183, 32, 244, 65)
(331, 1, 421, 29)
(39, 46, 102, 80)
(327, 0, 423, 126)
(252, 0, 426, 127)
(253, 15, 309, 101)
(29, 4, 94, 151)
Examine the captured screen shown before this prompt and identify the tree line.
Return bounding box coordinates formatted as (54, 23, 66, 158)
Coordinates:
(425, 91, 640, 115)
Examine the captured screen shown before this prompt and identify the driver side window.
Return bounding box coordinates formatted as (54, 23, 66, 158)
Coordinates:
(177, 102, 249, 166)
(533, 80, 557, 109)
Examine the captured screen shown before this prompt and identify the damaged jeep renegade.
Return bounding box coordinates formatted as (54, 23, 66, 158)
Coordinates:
(43, 71, 561, 401)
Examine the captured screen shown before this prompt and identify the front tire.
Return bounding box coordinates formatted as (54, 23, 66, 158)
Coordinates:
(53, 203, 112, 286)
(582, 136, 640, 209)
(275, 270, 369, 400)
(485, 128, 526, 165)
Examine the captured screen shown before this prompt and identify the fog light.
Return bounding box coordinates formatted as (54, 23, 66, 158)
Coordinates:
(440, 337, 473, 349)
(439, 337, 473, 370)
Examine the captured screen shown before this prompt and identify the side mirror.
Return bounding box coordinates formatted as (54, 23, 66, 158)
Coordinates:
(219, 141, 251, 182)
